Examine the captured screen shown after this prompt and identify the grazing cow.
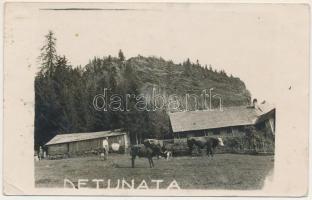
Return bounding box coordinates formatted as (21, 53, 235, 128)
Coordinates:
(130, 140, 167, 168)
(130, 144, 165, 168)
(187, 137, 224, 157)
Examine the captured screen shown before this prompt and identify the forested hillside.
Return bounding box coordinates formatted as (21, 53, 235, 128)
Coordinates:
(35, 31, 251, 148)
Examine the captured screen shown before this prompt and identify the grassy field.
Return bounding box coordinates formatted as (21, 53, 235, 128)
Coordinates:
(35, 153, 274, 190)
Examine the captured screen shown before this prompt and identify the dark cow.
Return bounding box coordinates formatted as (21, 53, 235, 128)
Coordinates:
(187, 137, 224, 157)
(130, 139, 167, 168)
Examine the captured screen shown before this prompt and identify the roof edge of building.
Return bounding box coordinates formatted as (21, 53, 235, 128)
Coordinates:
(45, 130, 126, 146)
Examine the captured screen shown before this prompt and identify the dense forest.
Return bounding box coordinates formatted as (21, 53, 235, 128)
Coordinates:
(35, 31, 251, 148)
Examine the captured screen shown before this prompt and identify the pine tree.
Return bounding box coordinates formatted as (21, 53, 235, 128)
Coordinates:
(38, 30, 57, 76)
(196, 59, 200, 67)
(165, 62, 174, 86)
(118, 49, 125, 61)
(109, 66, 118, 91)
(107, 55, 112, 63)
(183, 58, 192, 76)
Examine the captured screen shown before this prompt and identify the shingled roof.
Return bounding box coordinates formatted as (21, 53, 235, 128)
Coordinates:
(45, 129, 126, 146)
(169, 105, 274, 133)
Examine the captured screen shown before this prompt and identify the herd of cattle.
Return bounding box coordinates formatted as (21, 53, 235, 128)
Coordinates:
(130, 137, 224, 168)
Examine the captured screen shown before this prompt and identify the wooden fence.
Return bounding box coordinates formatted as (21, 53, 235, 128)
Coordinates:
(158, 134, 275, 156)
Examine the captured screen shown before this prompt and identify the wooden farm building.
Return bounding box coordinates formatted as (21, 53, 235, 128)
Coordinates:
(45, 129, 129, 157)
(169, 102, 275, 138)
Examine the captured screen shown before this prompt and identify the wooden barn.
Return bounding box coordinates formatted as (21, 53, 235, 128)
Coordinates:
(45, 130, 129, 157)
(169, 102, 275, 138)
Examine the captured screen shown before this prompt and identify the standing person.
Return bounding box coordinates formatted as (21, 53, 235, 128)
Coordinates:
(102, 137, 109, 160)
(39, 146, 43, 160)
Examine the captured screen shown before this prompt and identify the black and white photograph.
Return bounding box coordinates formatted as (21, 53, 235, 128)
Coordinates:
(3, 2, 309, 196)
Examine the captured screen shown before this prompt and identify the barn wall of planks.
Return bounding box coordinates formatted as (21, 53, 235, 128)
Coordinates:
(47, 133, 129, 157)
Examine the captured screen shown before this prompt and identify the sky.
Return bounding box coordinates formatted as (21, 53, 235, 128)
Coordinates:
(6, 3, 310, 104)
